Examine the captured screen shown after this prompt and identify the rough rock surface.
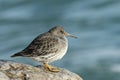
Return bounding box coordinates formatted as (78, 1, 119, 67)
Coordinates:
(0, 60, 83, 80)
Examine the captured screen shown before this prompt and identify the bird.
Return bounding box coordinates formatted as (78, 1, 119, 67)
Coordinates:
(11, 26, 77, 72)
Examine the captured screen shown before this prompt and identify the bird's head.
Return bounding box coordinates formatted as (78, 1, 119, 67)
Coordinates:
(48, 26, 77, 38)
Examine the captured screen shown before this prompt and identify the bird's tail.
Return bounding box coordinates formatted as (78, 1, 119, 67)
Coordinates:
(11, 52, 23, 57)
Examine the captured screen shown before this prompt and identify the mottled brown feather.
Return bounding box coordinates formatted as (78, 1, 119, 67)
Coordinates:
(12, 32, 60, 57)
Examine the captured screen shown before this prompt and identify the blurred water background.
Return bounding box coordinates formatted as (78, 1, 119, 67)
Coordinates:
(0, 0, 120, 80)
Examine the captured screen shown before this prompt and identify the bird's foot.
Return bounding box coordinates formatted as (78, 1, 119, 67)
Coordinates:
(44, 63, 60, 72)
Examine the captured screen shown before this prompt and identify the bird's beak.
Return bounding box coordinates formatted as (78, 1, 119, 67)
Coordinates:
(65, 32, 78, 38)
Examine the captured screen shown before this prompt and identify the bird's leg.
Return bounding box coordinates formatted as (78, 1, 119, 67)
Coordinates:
(43, 63, 60, 72)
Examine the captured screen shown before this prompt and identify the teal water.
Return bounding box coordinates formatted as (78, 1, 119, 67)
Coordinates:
(0, 0, 120, 80)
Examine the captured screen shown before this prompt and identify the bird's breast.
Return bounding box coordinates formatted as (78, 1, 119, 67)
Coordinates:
(55, 37, 68, 60)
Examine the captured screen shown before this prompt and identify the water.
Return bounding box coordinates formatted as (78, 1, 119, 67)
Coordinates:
(0, 0, 120, 80)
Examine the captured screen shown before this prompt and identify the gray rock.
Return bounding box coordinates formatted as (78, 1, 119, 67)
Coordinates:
(0, 60, 83, 80)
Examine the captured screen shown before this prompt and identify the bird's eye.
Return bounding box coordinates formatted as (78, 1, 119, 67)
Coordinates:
(60, 30, 64, 33)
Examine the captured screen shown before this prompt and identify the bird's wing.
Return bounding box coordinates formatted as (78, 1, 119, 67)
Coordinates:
(22, 36, 60, 57)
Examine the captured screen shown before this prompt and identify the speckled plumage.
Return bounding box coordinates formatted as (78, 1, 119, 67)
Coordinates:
(11, 26, 77, 72)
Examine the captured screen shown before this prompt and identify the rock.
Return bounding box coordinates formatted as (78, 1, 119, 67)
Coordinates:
(0, 60, 83, 80)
